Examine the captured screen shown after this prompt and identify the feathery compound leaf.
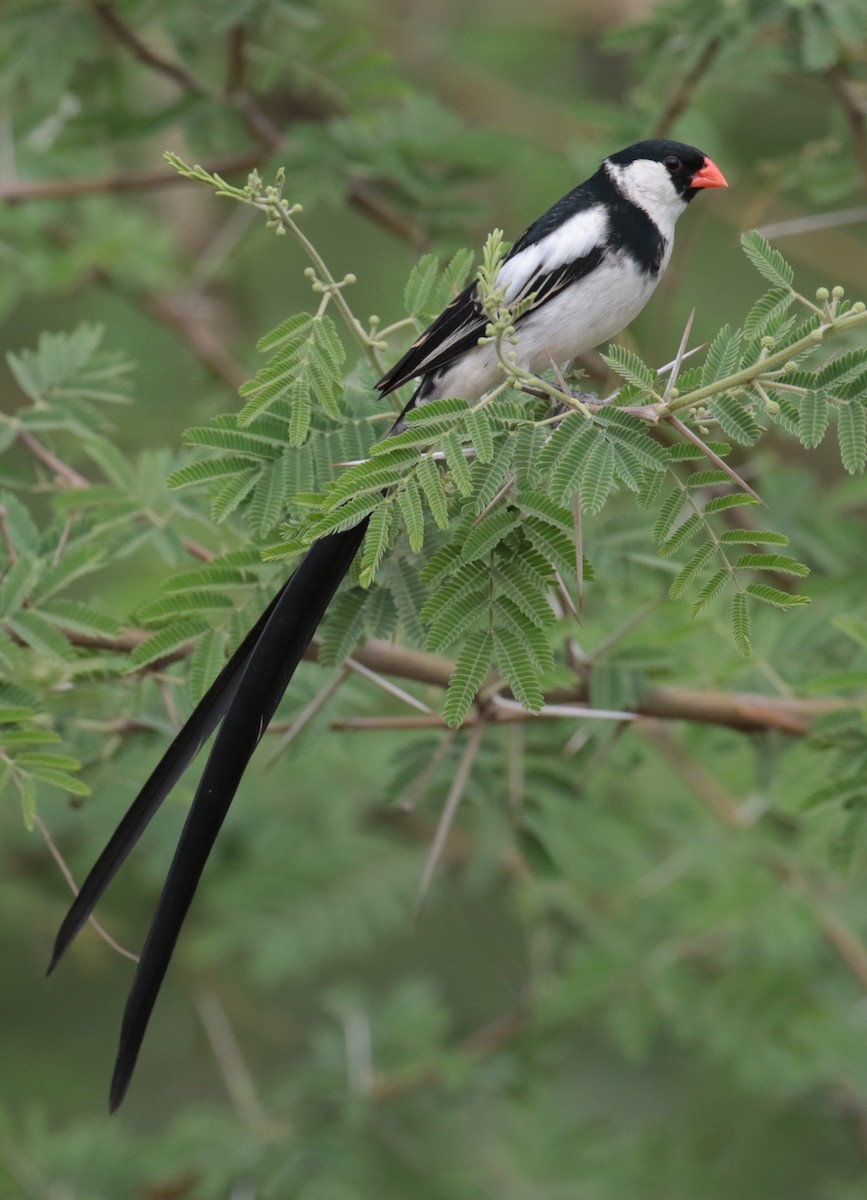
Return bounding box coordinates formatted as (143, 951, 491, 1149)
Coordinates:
(187, 629, 227, 703)
(736, 553, 810, 577)
(465, 407, 494, 463)
(462, 508, 520, 562)
(6, 611, 77, 661)
(597, 408, 669, 469)
(127, 618, 210, 668)
(431, 248, 475, 312)
(652, 489, 686, 544)
(359, 504, 396, 587)
(397, 478, 425, 553)
(493, 629, 544, 711)
(600, 345, 656, 391)
(425, 571, 490, 652)
(579, 439, 615, 516)
(523, 517, 580, 579)
(492, 565, 555, 630)
(703, 493, 759, 514)
(658, 512, 705, 558)
(443, 431, 473, 495)
(416, 456, 450, 529)
(472, 438, 516, 515)
(798, 390, 829, 448)
(166, 456, 254, 490)
(210, 469, 258, 522)
(740, 231, 794, 289)
(492, 596, 554, 672)
(707, 394, 761, 445)
(744, 582, 811, 608)
(256, 312, 315, 353)
(319, 588, 368, 666)
(404, 397, 471, 426)
(701, 325, 742, 386)
(404, 254, 440, 317)
(512, 423, 547, 488)
(518, 490, 574, 532)
(743, 287, 794, 339)
(443, 630, 493, 727)
(690, 567, 730, 615)
(669, 540, 716, 599)
(549, 421, 598, 504)
(730, 591, 752, 656)
(719, 529, 790, 546)
(838, 401, 867, 474)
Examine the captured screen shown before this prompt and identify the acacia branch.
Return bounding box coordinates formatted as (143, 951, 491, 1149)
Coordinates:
(653, 39, 721, 137)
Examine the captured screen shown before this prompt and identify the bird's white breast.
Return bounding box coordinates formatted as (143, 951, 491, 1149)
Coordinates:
(428, 249, 666, 403)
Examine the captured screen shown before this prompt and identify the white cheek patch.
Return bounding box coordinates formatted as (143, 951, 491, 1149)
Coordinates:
(606, 160, 686, 239)
(497, 206, 608, 301)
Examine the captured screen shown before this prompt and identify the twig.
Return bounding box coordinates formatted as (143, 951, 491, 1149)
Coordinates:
(0, 151, 268, 205)
(16, 430, 88, 489)
(756, 207, 867, 240)
(666, 414, 765, 504)
(91, 1, 208, 95)
(653, 39, 721, 137)
(35, 814, 139, 962)
(397, 730, 457, 812)
(266, 666, 352, 766)
(194, 988, 283, 1138)
(345, 655, 433, 714)
(415, 722, 486, 913)
(826, 64, 867, 197)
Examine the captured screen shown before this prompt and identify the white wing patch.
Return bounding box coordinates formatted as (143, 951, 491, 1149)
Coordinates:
(497, 205, 608, 301)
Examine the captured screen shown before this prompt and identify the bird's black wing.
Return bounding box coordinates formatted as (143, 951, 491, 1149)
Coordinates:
(376, 191, 607, 398)
(376, 280, 487, 397)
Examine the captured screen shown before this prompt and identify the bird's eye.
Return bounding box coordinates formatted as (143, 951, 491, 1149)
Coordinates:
(664, 156, 680, 173)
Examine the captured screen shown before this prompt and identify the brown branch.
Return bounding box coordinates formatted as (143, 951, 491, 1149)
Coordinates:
(826, 64, 867, 197)
(16, 430, 89, 489)
(91, 1, 209, 97)
(0, 150, 267, 205)
(653, 39, 721, 138)
(35, 813, 139, 963)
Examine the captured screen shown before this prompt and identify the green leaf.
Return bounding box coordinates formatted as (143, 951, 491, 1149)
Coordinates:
(669, 541, 716, 598)
(708, 394, 761, 445)
(416, 456, 450, 529)
(736, 553, 810, 577)
(658, 513, 703, 559)
(838, 401, 867, 474)
(743, 287, 794, 339)
(690, 567, 730, 615)
(493, 629, 543, 711)
(701, 326, 742, 386)
(730, 591, 752, 656)
(7, 610, 76, 661)
(740, 230, 794, 289)
(600, 345, 655, 391)
(319, 588, 368, 666)
(579, 439, 615, 516)
(443, 431, 473, 495)
(443, 630, 493, 727)
(397, 479, 425, 552)
(703, 493, 759, 514)
(404, 254, 441, 316)
(128, 619, 209, 668)
(471, 438, 516, 515)
(465, 408, 494, 463)
(719, 529, 790, 546)
(462, 508, 520, 562)
(358, 503, 396, 587)
(652, 489, 686, 545)
(743, 583, 811, 609)
(798, 390, 829, 448)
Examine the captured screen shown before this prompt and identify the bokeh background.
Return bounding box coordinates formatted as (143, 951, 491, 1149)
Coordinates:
(3, 0, 867, 1196)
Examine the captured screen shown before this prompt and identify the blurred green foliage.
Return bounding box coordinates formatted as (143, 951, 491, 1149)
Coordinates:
(3, 0, 867, 1197)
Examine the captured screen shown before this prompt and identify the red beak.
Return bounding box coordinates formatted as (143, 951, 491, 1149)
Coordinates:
(691, 156, 728, 189)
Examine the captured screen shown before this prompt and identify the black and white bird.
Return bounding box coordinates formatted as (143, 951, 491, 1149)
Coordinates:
(49, 138, 726, 1110)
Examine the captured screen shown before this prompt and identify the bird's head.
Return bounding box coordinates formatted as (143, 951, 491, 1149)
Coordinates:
(604, 139, 727, 232)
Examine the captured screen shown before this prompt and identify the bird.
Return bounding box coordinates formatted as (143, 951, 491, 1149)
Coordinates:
(48, 138, 726, 1110)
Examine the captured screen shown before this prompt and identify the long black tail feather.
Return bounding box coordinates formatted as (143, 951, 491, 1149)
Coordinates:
(47, 582, 289, 975)
(108, 520, 370, 1111)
